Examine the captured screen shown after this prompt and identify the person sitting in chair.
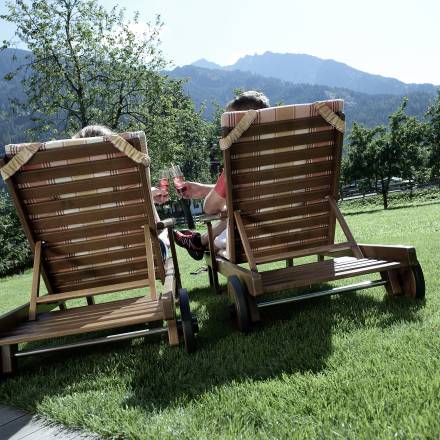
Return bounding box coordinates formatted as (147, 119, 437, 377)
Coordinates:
(173, 91, 270, 260)
(73, 124, 170, 258)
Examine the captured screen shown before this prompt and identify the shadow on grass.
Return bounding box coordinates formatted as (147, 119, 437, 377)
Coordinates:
(343, 200, 440, 217)
(0, 283, 424, 415)
(125, 283, 424, 410)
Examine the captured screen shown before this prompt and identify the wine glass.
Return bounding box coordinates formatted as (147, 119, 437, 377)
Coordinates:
(158, 169, 169, 203)
(169, 164, 187, 197)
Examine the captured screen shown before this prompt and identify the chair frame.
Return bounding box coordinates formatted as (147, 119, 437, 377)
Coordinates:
(0, 133, 197, 375)
(204, 107, 425, 331)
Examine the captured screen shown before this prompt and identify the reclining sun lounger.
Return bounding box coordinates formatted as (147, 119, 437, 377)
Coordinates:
(0, 131, 197, 375)
(204, 100, 425, 332)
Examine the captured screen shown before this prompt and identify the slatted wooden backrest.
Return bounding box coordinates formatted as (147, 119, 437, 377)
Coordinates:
(221, 100, 344, 265)
(2, 132, 165, 294)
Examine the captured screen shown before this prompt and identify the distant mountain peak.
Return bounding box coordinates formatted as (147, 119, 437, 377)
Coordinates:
(191, 58, 222, 70)
(188, 52, 438, 95)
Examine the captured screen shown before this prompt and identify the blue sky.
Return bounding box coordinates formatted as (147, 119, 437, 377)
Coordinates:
(1, 0, 439, 84)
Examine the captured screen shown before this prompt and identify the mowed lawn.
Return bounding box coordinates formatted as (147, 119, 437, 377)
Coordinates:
(0, 200, 439, 439)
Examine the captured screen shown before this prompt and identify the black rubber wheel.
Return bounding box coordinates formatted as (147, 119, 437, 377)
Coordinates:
(179, 288, 197, 353)
(228, 275, 252, 334)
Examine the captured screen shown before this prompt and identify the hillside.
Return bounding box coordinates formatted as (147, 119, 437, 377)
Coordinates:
(169, 65, 435, 127)
(192, 52, 438, 96)
(0, 48, 436, 153)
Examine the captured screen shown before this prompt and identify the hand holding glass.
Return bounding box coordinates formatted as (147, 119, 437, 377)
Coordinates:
(169, 165, 187, 197)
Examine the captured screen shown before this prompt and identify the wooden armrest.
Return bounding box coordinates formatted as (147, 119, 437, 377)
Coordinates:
(157, 218, 176, 229)
(358, 244, 418, 266)
(199, 212, 227, 223)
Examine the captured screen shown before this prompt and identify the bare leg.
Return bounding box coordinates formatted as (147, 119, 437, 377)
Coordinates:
(200, 219, 227, 247)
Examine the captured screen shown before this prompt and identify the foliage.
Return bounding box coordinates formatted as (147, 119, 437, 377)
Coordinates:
(425, 91, 440, 185)
(0, 190, 32, 276)
(1, 0, 216, 227)
(345, 99, 429, 208)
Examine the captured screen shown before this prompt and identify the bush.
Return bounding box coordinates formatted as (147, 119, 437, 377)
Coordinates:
(341, 187, 440, 211)
(0, 189, 32, 276)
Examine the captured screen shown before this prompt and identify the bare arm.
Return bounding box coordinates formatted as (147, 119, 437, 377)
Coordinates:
(203, 189, 226, 215)
(181, 181, 215, 199)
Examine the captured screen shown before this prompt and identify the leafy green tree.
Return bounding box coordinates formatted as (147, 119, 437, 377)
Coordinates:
(0, 190, 32, 276)
(345, 99, 428, 209)
(425, 91, 440, 187)
(2, 0, 214, 227)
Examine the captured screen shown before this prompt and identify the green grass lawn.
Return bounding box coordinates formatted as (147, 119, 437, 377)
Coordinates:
(0, 199, 439, 439)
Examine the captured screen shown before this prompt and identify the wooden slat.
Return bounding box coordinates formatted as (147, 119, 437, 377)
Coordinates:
(36, 217, 144, 242)
(26, 142, 122, 165)
(51, 259, 148, 284)
(47, 245, 147, 271)
(28, 241, 42, 321)
(11, 301, 163, 335)
(245, 213, 330, 237)
(236, 189, 329, 212)
(328, 196, 363, 258)
(19, 172, 140, 199)
(45, 232, 145, 257)
(231, 130, 333, 155)
(241, 201, 330, 224)
(231, 144, 334, 170)
(137, 162, 166, 284)
(53, 270, 149, 293)
(250, 225, 328, 249)
(25, 188, 143, 215)
(36, 279, 149, 303)
(227, 115, 329, 138)
(1, 296, 162, 345)
(14, 157, 137, 184)
(261, 257, 402, 293)
(32, 204, 146, 229)
(231, 160, 334, 185)
(234, 212, 257, 271)
(233, 175, 332, 199)
(6, 178, 55, 294)
(254, 238, 330, 263)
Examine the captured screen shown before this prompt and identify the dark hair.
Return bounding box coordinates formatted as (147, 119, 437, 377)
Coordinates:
(72, 125, 114, 139)
(226, 90, 270, 111)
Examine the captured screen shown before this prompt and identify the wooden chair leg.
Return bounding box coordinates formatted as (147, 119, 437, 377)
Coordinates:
(207, 222, 221, 294)
(167, 319, 179, 346)
(247, 295, 260, 323)
(286, 258, 294, 267)
(1, 344, 17, 375)
(86, 296, 95, 305)
(167, 226, 182, 291)
(381, 270, 402, 297)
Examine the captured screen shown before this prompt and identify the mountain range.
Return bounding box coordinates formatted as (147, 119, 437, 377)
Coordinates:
(0, 49, 438, 152)
(191, 52, 438, 96)
(169, 65, 436, 127)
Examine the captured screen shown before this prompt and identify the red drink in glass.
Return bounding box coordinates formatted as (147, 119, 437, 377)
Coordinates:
(159, 177, 169, 191)
(170, 164, 187, 197)
(173, 175, 186, 196)
(158, 170, 169, 203)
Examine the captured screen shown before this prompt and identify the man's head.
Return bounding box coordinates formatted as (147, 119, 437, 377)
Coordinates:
(226, 90, 270, 111)
(72, 125, 114, 139)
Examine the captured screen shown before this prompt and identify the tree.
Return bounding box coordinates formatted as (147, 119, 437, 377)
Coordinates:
(345, 99, 428, 209)
(1, 0, 168, 135)
(426, 91, 440, 187)
(1, 0, 213, 227)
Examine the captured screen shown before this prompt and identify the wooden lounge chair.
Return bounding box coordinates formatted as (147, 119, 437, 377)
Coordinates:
(0, 131, 197, 375)
(204, 100, 425, 332)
